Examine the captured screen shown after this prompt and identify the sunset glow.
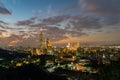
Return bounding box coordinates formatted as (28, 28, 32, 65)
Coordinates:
(0, 0, 120, 47)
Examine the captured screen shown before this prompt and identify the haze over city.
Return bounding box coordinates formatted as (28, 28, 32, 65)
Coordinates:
(0, 0, 120, 47)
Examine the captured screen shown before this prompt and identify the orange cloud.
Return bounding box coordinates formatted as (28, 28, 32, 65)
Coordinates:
(0, 32, 11, 38)
(51, 35, 112, 45)
(9, 39, 21, 46)
(52, 37, 82, 44)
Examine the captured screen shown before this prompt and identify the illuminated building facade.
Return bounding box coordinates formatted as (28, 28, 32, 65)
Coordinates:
(31, 27, 53, 55)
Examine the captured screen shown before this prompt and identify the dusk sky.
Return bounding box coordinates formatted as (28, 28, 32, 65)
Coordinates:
(0, 0, 120, 47)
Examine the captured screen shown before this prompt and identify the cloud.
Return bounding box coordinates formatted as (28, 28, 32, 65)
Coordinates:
(15, 17, 36, 26)
(59, 0, 120, 26)
(15, 15, 69, 27)
(9, 39, 21, 46)
(13, 0, 120, 46)
(0, 24, 6, 29)
(80, 0, 120, 16)
(0, 2, 11, 15)
(70, 15, 102, 30)
(0, 20, 9, 30)
(42, 15, 102, 32)
(0, 20, 8, 25)
(0, 29, 7, 32)
(15, 14, 102, 42)
(0, 33, 38, 47)
(42, 15, 71, 25)
(102, 16, 120, 25)
(0, 32, 11, 38)
(29, 15, 102, 30)
(1, 0, 120, 47)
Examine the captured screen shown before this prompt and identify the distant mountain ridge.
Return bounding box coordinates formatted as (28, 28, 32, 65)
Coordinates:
(0, 48, 28, 62)
(0, 48, 11, 59)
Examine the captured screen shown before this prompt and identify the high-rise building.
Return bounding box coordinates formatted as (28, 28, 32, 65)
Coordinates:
(66, 43, 71, 50)
(46, 38, 53, 55)
(45, 38, 49, 49)
(77, 42, 80, 48)
(40, 27, 43, 51)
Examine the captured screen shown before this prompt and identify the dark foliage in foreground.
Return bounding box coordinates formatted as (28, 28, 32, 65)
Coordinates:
(98, 59, 120, 80)
(0, 64, 67, 80)
(0, 60, 120, 80)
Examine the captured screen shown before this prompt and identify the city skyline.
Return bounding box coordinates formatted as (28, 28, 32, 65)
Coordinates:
(0, 0, 120, 47)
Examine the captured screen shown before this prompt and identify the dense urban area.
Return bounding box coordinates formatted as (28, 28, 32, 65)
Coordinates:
(0, 29, 120, 80)
(0, 43, 120, 80)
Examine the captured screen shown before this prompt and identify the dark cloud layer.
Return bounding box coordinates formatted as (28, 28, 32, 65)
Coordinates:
(16, 15, 102, 29)
(0, 20, 8, 25)
(0, 29, 6, 32)
(42, 15, 71, 25)
(80, 0, 120, 26)
(62, 0, 120, 26)
(80, 0, 120, 16)
(70, 15, 102, 31)
(0, 24, 6, 28)
(16, 17, 36, 26)
(0, 2, 11, 15)
(0, 21, 8, 29)
(0, 20, 8, 29)
(15, 14, 100, 41)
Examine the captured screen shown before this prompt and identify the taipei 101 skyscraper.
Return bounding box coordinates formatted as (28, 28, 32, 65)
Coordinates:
(39, 27, 43, 51)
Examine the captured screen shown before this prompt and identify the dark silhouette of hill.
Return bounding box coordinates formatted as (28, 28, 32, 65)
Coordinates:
(98, 59, 120, 80)
(0, 63, 67, 80)
(0, 48, 28, 61)
(0, 48, 10, 59)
